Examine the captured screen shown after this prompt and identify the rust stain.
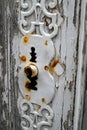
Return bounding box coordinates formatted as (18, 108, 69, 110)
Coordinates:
(19, 55, 27, 62)
(51, 59, 59, 68)
(22, 34, 33, 45)
(45, 40, 48, 45)
(44, 66, 49, 71)
(25, 95, 31, 101)
(22, 35, 29, 44)
(31, 67, 36, 77)
(41, 98, 46, 103)
(49, 59, 60, 74)
(25, 80, 31, 92)
(24, 66, 32, 76)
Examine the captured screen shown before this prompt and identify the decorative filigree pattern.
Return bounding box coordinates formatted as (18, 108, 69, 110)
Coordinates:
(18, 1, 64, 130)
(19, 0, 59, 38)
(18, 98, 54, 130)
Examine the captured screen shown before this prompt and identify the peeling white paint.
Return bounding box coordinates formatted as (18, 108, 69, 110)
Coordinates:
(0, 0, 86, 130)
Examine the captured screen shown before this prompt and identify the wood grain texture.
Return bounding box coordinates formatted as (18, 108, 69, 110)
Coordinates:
(0, 0, 21, 130)
(74, 1, 87, 130)
(52, 0, 82, 130)
(0, 0, 86, 130)
(82, 3, 87, 130)
(0, 1, 8, 130)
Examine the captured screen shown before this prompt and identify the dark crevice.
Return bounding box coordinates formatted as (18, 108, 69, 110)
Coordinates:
(28, 47, 38, 91)
(73, 0, 82, 130)
(26, 68, 38, 91)
(73, 0, 78, 27)
(30, 47, 37, 63)
(82, 3, 87, 130)
(26, 76, 38, 91)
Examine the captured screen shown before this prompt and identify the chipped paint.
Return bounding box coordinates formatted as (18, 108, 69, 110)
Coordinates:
(63, 110, 73, 130)
(17, 0, 83, 129)
(68, 81, 74, 92)
(0, 0, 85, 130)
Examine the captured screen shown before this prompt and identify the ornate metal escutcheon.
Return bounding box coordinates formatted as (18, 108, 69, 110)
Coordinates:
(17, 0, 64, 130)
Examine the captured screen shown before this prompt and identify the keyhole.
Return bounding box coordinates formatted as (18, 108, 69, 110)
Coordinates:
(24, 47, 38, 91)
(24, 66, 38, 91)
(30, 47, 37, 62)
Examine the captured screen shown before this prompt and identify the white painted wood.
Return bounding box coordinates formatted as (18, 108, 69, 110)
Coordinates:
(52, 0, 81, 130)
(13, 0, 86, 130)
(74, 0, 87, 130)
(0, 0, 87, 130)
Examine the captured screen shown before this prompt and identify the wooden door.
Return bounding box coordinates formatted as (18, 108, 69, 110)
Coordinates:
(0, 0, 87, 130)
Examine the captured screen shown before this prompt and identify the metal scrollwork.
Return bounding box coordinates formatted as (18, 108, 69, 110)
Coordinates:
(18, 98, 54, 130)
(49, 0, 57, 8)
(19, 0, 60, 38)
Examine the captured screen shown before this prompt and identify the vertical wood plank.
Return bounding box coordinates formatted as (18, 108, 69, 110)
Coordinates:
(82, 2, 87, 130)
(74, 0, 87, 130)
(0, 0, 21, 130)
(7, 0, 21, 130)
(0, 1, 9, 130)
(52, 0, 82, 130)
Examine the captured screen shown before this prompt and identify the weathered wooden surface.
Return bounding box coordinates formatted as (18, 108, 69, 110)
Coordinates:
(81, 2, 87, 130)
(74, 0, 87, 130)
(0, 0, 21, 130)
(0, 0, 87, 130)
